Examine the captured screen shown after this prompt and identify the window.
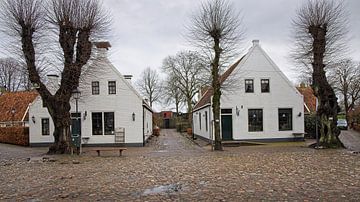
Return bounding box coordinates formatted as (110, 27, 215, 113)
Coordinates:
(248, 109, 263, 132)
(279, 108, 292, 131)
(261, 79, 270, 93)
(245, 79, 254, 93)
(104, 112, 115, 135)
(41, 118, 50, 136)
(92, 81, 99, 95)
(92, 112, 115, 135)
(92, 112, 103, 135)
(42, 99, 47, 108)
(108, 81, 116, 94)
(199, 112, 201, 130)
(221, 109, 232, 114)
(205, 111, 208, 131)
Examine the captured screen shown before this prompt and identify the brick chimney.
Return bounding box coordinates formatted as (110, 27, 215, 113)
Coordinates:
(123, 75, 133, 83)
(252, 39, 260, 46)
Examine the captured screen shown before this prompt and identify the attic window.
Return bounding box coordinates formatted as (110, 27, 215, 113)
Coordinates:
(108, 81, 116, 94)
(245, 79, 254, 93)
(261, 79, 270, 93)
(92, 81, 100, 95)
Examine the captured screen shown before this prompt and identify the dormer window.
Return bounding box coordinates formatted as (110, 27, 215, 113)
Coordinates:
(245, 79, 254, 93)
(261, 79, 270, 93)
(108, 81, 116, 94)
(92, 81, 100, 95)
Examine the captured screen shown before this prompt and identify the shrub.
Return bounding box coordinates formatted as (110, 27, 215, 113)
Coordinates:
(304, 114, 320, 139)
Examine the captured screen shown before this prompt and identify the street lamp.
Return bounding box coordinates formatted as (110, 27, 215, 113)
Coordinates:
(72, 88, 81, 154)
(11, 108, 16, 126)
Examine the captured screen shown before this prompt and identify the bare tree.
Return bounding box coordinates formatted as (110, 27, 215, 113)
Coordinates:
(0, 58, 24, 92)
(163, 74, 183, 114)
(187, 0, 244, 150)
(0, 0, 110, 154)
(292, 0, 348, 148)
(162, 51, 209, 119)
(136, 67, 162, 107)
(329, 59, 360, 122)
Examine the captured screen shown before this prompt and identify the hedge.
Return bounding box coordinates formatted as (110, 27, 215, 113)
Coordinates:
(0, 127, 29, 146)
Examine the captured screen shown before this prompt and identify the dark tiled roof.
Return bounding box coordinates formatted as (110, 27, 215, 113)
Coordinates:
(193, 57, 244, 111)
(0, 91, 38, 122)
(296, 86, 316, 113)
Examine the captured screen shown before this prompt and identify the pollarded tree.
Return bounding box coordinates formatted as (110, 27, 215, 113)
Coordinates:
(187, 0, 244, 150)
(136, 67, 162, 107)
(292, 0, 348, 148)
(0, 0, 110, 154)
(162, 51, 209, 118)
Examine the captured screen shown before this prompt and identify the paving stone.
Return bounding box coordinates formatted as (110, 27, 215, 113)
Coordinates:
(0, 129, 360, 201)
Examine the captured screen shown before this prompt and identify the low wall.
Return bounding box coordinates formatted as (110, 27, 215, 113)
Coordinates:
(0, 127, 29, 146)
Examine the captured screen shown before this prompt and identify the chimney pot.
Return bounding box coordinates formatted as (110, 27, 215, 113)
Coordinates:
(252, 39, 260, 46)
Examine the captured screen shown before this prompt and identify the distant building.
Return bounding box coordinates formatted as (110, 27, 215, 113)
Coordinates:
(296, 84, 317, 114)
(153, 111, 176, 128)
(0, 91, 38, 127)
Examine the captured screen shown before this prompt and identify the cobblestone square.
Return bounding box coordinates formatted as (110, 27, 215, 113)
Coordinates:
(1, 129, 359, 201)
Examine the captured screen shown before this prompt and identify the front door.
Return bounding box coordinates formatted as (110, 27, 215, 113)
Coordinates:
(71, 113, 81, 147)
(221, 115, 233, 141)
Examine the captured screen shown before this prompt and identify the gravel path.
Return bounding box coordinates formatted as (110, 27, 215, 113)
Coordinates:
(1, 129, 359, 201)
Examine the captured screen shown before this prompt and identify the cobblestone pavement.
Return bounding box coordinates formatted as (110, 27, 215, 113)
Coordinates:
(1, 129, 360, 201)
(339, 129, 360, 152)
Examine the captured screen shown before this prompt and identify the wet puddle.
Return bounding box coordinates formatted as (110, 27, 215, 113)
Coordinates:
(142, 184, 182, 195)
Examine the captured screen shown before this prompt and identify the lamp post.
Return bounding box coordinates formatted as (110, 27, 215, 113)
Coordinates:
(11, 108, 16, 126)
(72, 88, 81, 154)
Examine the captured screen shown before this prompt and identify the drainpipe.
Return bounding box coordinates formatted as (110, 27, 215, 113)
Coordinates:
(143, 106, 145, 147)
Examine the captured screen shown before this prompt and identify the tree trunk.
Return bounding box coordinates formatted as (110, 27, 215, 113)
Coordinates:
(186, 97, 193, 125)
(343, 89, 349, 123)
(310, 25, 342, 148)
(47, 98, 74, 154)
(212, 38, 223, 151)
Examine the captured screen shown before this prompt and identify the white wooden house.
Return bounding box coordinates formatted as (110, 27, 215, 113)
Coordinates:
(192, 40, 304, 142)
(29, 42, 153, 147)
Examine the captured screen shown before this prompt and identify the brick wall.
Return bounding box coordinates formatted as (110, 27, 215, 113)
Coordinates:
(0, 127, 29, 146)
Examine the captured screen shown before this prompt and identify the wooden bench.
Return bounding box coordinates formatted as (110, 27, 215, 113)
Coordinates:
(90, 148, 127, 156)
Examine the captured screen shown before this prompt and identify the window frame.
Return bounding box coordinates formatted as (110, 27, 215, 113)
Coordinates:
(199, 112, 202, 130)
(104, 112, 115, 135)
(261, 79, 270, 93)
(92, 112, 103, 135)
(205, 111, 208, 132)
(248, 109, 263, 132)
(41, 118, 50, 136)
(92, 81, 100, 95)
(278, 108, 293, 131)
(245, 79, 254, 93)
(108, 81, 116, 95)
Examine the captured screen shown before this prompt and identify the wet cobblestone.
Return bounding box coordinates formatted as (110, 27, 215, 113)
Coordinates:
(1, 129, 359, 201)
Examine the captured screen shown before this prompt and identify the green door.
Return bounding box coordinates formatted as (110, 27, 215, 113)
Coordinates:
(71, 113, 81, 147)
(221, 115, 233, 141)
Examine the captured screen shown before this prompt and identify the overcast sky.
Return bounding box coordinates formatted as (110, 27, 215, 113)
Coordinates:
(103, 0, 360, 84)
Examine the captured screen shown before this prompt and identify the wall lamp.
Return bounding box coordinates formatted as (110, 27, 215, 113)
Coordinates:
(83, 111, 87, 120)
(31, 115, 35, 123)
(236, 106, 240, 116)
(132, 112, 135, 121)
